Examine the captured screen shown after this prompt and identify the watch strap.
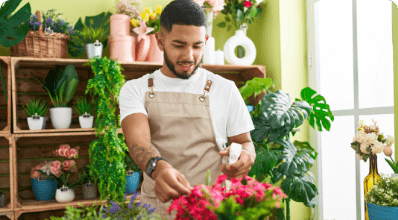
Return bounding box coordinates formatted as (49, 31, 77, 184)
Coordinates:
(146, 156, 167, 180)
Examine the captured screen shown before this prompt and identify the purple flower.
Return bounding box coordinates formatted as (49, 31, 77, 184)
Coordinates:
(128, 203, 133, 210)
(136, 201, 141, 207)
(131, 191, 139, 203)
(137, 215, 142, 220)
(143, 204, 149, 209)
(148, 207, 156, 214)
(109, 201, 121, 214)
(46, 17, 53, 25)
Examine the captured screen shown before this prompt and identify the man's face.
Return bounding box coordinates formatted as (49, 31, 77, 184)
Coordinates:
(156, 24, 209, 79)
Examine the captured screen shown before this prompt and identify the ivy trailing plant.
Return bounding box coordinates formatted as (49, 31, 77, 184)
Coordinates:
(239, 78, 334, 220)
(84, 57, 127, 203)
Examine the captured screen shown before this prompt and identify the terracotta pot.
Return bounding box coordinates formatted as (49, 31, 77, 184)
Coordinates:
(110, 14, 131, 36)
(146, 34, 164, 63)
(109, 35, 136, 62)
(135, 35, 150, 62)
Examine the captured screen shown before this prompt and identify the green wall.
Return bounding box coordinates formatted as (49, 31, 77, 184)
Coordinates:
(0, 0, 311, 219)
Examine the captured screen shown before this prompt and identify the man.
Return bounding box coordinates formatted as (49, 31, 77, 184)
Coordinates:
(119, 0, 256, 218)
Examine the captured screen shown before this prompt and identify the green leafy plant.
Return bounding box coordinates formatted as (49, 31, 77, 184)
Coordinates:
(125, 150, 141, 172)
(84, 57, 127, 203)
(365, 174, 398, 207)
(81, 164, 95, 184)
(73, 97, 93, 116)
(0, 0, 31, 47)
(386, 157, 398, 174)
(30, 64, 79, 107)
(23, 98, 49, 117)
(0, 189, 3, 196)
(217, 0, 264, 32)
(68, 12, 111, 57)
(71, 25, 108, 45)
(239, 78, 334, 220)
(47, 203, 110, 220)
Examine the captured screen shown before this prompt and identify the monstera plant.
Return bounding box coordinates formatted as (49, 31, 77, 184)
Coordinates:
(68, 12, 111, 57)
(239, 78, 334, 220)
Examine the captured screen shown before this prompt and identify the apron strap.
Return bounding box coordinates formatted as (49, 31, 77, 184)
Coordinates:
(148, 74, 155, 98)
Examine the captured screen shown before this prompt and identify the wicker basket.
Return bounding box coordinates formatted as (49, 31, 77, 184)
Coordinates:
(10, 11, 70, 58)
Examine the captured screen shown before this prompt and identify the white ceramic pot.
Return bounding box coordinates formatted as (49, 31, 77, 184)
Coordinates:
(27, 116, 47, 130)
(55, 187, 75, 203)
(50, 107, 72, 129)
(0, 194, 4, 207)
(224, 29, 256, 65)
(79, 115, 94, 128)
(85, 41, 103, 59)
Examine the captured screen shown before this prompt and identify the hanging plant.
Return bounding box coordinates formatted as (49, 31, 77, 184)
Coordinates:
(84, 57, 127, 202)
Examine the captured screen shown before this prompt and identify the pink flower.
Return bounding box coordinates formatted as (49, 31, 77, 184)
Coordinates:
(275, 202, 280, 208)
(65, 150, 72, 159)
(60, 145, 70, 150)
(51, 161, 61, 170)
(35, 163, 43, 170)
(58, 149, 66, 157)
(69, 148, 78, 158)
(53, 149, 59, 156)
(63, 160, 71, 170)
(243, 1, 253, 7)
(51, 167, 61, 177)
(30, 168, 41, 178)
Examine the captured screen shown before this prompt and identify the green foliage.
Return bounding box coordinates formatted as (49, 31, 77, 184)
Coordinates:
(73, 97, 93, 116)
(0, 0, 31, 47)
(217, 0, 264, 31)
(297, 87, 334, 132)
(30, 64, 79, 107)
(125, 150, 140, 172)
(84, 57, 127, 203)
(47, 203, 110, 220)
(385, 156, 398, 174)
(365, 174, 398, 207)
(23, 97, 49, 117)
(0, 189, 3, 196)
(81, 164, 95, 184)
(71, 25, 108, 45)
(68, 12, 111, 57)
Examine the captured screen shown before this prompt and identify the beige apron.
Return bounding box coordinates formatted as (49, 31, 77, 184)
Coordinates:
(140, 73, 223, 219)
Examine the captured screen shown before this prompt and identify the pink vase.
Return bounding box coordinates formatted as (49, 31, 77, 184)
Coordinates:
(110, 14, 131, 36)
(109, 35, 136, 62)
(135, 35, 151, 62)
(146, 34, 164, 63)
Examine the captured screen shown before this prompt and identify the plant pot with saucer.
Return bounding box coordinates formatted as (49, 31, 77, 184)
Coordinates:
(56, 185, 75, 203)
(366, 175, 398, 220)
(24, 98, 49, 130)
(30, 64, 79, 129)
(73, 97, 94, 128)
(72, 25, 108, 59)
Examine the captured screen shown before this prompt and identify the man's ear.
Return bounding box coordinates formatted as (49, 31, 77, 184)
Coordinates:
(204, 35, 209, 45)
(155, 32, 164, 51)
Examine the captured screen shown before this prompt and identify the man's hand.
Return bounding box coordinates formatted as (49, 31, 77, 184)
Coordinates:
(219, 144, 255, 180)
(152, 160, 193, 203)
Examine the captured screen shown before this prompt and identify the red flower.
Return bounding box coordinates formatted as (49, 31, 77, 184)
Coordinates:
(243, 1, 253, 8)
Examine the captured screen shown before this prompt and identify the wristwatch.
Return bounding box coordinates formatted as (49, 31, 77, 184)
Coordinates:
(146, 156, 167, 179)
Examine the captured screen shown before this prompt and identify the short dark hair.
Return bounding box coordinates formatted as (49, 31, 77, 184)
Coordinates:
(160, 0, 207, 33)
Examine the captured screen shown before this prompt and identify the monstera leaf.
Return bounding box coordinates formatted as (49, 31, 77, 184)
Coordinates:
(248, 145, 279, 182)
(275, 139, 314, 176)
(299, 87, 334, 132)
(0, 0, 31, 47)
(68, 12, 111, 57)
(280, 172, 318, 208)
(251, 90, 313, 143)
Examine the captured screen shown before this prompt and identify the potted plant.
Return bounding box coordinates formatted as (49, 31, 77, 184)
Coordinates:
(52, 144, 80, 203)
(73, 97, 94, 128)
(71, 25, 108, 59)
(0, 189, 4, 207)
(30, 161, 58, 201)
(168, 171, 286, 219)
(30, 64, 79, 129)
(80, 164, 98, 200)
(366, 174, 398, 219)
(125, 150, 141, 194)
(23, 98, 49, 130)
(101, 191, 162, 219)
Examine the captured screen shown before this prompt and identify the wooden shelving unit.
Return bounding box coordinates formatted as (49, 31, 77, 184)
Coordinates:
(1, 56, 266, 219)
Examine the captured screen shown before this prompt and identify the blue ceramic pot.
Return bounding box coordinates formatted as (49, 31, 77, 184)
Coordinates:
(247, 105, 254, 112)
(31, 178, 57, 201)
(367, 202, 398, 220)
(125, 171, 141, 194)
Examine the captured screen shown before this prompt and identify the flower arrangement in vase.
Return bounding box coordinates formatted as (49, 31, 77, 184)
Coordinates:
(23, 98, 49, 130)
(114, 0, 142, 19)
(130, 5, 164, 63)
(351, 119, 394, 219)
(167, 171, 286, 219)
(52, 144, 80, 203)
(365, 174, 398, 219)
(27, 9, 74, 35)
(30, 161, 59, 201)
(73, 97, 94, 128)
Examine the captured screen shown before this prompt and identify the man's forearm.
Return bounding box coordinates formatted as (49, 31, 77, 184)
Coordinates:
(129, 143, 159, 172)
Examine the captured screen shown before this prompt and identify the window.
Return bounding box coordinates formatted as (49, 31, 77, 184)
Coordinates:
(307, 0, 394, 219)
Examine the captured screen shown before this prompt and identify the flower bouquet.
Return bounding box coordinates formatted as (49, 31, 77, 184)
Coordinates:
(167, 172, 286, 220)
(130, 5, 163, 34)
(192, 0, 225, 18)
(30, 161, 59, 201)
(114, 0, 142, 19)
(28, 9, 74, 35)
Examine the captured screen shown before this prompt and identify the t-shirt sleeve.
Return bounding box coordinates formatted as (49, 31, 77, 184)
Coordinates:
(119, 80, 148, 125)
(226, 81, 255, 137)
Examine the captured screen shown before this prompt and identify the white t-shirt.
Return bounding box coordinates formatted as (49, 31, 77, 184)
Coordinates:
(119, 67, 255, 149)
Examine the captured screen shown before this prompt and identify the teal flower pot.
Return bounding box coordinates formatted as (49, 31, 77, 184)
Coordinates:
(367, 202, 398, 220)
(125, 171, 141, 194)
(31, 178, 57, 201)
(247, 105, 254, 112)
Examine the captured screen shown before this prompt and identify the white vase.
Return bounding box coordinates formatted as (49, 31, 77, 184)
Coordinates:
(27, 116, 47, 130)
(55, 187, 75, 203)
(50, 107, 72, 129)
(85, 40, 103, 59)
(79, 115, 94, 128)
(224, 24, 256, 65)
(202, 6, 213, 37)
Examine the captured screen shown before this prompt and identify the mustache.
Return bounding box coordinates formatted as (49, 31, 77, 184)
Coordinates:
(178, 62, 195, 65)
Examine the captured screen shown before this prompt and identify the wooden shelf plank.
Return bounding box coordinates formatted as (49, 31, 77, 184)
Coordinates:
(13, 128, 123, 138)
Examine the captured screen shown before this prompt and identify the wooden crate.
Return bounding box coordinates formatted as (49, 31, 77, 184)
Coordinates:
(0, 57, 11, 134)
(0, 134, 12, 215)
(0, 214, 15, 220)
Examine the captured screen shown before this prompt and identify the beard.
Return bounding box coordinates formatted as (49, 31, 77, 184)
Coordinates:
(164, 49, 202, 80)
